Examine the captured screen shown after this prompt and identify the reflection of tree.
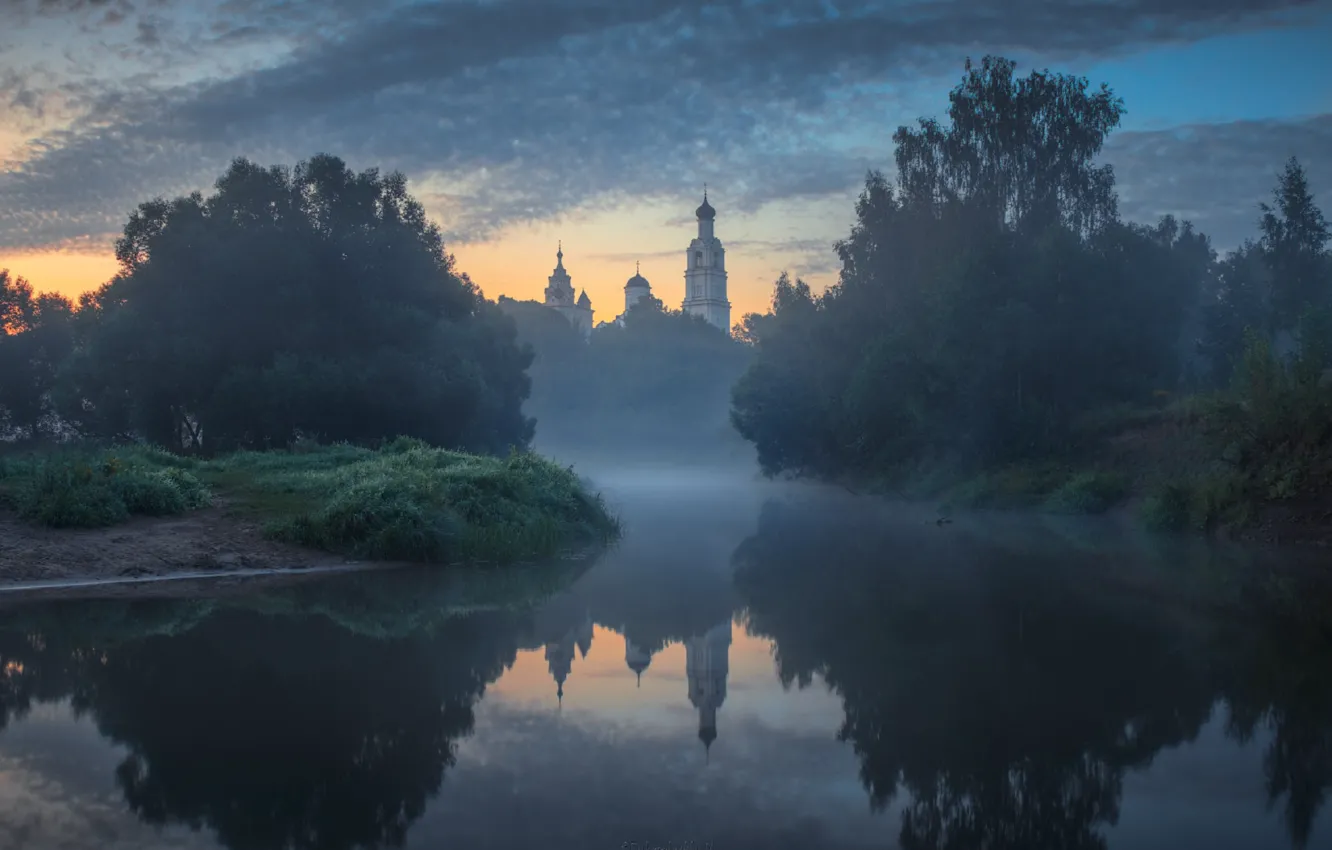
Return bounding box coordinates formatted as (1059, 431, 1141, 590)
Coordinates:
(0, 566, 577, 850)
(89, 609, 524, 850)
(0, 597, 212, 734)
(733, 497, 1332, 850)
(1222, 589, 1332, 848)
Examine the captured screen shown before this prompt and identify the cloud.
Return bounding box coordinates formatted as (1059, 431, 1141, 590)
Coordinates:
(0, 0, 1324, 254)
(411, 702, 887, 849)
(1105, 113, 1332, 250)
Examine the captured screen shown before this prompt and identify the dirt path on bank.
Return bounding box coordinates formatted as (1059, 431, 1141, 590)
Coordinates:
(0, 502, 341, 589)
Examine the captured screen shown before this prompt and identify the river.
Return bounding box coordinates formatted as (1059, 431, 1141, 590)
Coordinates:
(1, 459, 1331, 850)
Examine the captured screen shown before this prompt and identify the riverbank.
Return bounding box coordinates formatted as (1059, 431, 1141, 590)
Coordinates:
(867, 396, 1332, 547)
(0, 439, 620, 585)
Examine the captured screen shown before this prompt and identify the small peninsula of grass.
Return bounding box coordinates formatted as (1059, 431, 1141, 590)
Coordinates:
(0, 437, 619, 565)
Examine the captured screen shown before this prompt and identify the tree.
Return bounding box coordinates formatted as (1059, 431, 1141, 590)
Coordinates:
(729, 56, 1208, 478)
(1261, 157, 1331, 331)
(0, 271, 75, 439)
(1199, 241, 1272, 385)
(893, 56, 1124, 236)
(58, 154, 534, 453)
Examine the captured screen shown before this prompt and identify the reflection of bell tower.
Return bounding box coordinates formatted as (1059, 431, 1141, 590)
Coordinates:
(545, 637, 574, 705)
(545, 613, 593, 706)
(624, 639, 653, 687)
(685, 620, 732, 758)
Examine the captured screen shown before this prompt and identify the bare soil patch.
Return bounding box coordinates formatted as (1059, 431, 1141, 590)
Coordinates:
(0, 498, 341, 588)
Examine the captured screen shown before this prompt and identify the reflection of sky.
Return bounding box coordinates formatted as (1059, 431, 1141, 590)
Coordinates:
(487, 622, 847, 740)
(0, 702, 212, 850)
(1115, 713, 1328, 849)
(0, 638, 1318, 849)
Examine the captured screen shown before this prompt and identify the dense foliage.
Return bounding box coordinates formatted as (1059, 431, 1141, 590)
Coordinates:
(0, 270, 75, 439)
(731, 57, 1331, 489)
(2, 154, 534, 454)
(499, 294, 752, 455)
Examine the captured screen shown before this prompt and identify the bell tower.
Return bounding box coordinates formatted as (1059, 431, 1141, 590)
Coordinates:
(681, 187, 731, 334)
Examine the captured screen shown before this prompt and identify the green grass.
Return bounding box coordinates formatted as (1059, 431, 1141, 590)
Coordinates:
(0, 447, 211, 528)
(0, 438, 620, 565)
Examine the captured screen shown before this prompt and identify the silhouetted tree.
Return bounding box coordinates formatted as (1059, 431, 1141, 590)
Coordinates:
(0, 270, 75, 438)
(1262, 158, 1331, 332)
(54, 154, 533, 453)
(731, 56, 1212, 477)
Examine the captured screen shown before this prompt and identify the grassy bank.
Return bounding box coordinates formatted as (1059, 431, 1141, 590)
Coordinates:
(0, 437, 620, 564)
(882, 356, 1332, 544)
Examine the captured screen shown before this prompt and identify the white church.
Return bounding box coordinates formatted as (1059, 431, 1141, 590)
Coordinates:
(538, 190, 732, 336)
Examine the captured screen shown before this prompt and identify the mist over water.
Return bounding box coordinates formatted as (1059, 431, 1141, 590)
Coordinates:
(2, 450, 1332, 850)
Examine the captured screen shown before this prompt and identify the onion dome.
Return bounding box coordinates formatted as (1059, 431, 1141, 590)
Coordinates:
(625, 261, 650, 290)
(696, 187, 715, 220)
(699, 725, 717, 750)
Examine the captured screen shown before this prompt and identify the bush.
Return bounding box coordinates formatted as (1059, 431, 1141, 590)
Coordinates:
(1140, 482, 1193, 531)
(20, 470, 129, 528)
(1181, 330, 1332, 524)
(3, 447, 211, 529)
(1045, 471, 1130, 515)
(112, 467, 212, 516)
(941, 463, 1070, 510)
(205, 444, 620, 564)
(2, 440, 619, 564)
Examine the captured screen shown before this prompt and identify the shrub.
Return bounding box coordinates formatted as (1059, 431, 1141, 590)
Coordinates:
(382, 435, 431, 455)
(211, 444, 619, 564)
(942, 463, 1069, 510)
(111, 467, 212, 516)
(4, 440, 617, 564)
(5, 447, 211, 529)
(1045, 471, 1129, 515)
(1140, 481, 1193, 532)
(20, 466, 129, 528)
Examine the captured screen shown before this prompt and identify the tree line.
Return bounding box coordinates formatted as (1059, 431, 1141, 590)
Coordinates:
(2, 154, 534, 454)
(730, 56, 1330, 483)
(7, 57, 1325, 475)
(1, 153, 751, 459)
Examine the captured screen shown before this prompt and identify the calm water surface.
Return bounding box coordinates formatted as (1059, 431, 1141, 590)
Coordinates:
(2, 463, 1331, 850)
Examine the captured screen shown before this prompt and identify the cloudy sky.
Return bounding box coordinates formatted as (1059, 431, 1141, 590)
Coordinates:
(1, 0, 1330, 321)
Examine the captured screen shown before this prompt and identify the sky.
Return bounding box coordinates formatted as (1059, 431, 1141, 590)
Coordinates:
(1, 0, 1330, 323)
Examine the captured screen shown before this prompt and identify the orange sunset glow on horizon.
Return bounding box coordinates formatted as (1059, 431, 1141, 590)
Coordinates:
(0, 192, 850, 324)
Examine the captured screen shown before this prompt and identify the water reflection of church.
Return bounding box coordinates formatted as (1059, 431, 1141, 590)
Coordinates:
(536, 612, 734, 755)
